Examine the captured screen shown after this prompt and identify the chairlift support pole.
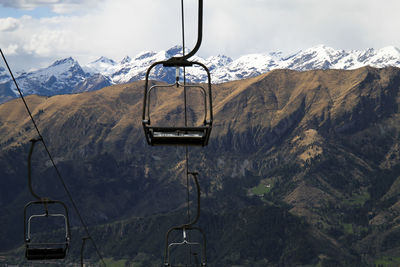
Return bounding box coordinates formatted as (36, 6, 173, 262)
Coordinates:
(81, 237, 90, 267)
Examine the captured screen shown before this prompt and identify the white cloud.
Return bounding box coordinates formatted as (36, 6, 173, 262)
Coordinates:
(3, 44, 19, 55)
(203, 0, 400, 55)
(1, 0, 400, 71)
(0, 17, 20, 31)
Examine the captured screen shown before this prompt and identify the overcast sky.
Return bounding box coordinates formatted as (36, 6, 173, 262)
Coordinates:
(1, 0, 400, 71)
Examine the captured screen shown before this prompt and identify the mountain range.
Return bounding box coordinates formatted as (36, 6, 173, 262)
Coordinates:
(2, 66, 400, 266)
(1, 45, 400, 104)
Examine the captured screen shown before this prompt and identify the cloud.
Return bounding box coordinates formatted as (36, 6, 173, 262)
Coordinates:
(202, 0, 400, 55)
(2, 0, 400, 72)
(0, 17, 20, 31)
(0, 0, 179, 69)
(3, 44, 19, 55)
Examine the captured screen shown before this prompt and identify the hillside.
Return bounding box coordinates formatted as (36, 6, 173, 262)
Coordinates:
(2, 67, 400, 266)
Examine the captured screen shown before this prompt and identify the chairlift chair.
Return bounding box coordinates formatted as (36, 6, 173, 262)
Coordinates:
(164, 172, 206, 266)
(142, 59, 213, 146)
(164, 226, 207, 267)
(24, 200, 71, 260)
(23, 138, 71, 260)
(142, 0, 213, 146)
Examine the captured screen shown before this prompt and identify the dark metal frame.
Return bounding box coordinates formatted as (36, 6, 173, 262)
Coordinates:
(24, 200, 71, 260)
(142, 61, 213, 146)
(164, 226, 207, 267)
(24, 138, 71, 260)
(142, 0, 212, 146)
(170, 0, 203, 62)
(163, 172, 207, 266)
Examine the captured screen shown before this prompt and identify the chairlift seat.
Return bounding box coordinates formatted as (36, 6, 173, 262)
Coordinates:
(144, 125, 211, 146)
(26, 245, 67, 260)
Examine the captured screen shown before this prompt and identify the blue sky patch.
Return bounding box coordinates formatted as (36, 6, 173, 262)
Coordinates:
(0, 6, 55, 19)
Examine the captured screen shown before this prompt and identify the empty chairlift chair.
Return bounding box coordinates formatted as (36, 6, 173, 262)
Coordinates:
(24, 200, 71, 260)
(163, 172, 207, 266)
(164, 226, 207, 267)
(23, 138, 71, 260)
(142, 60, 213, 146)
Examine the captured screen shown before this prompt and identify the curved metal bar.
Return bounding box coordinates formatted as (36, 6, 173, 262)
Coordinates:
(143, 61, 187, 126)
(163, 172, 205, 266)
(147, 82, 179, 123)
(170, 0, 203, 61)
(193, 61, 213, 125)
(142, 61, 160, 126)
(147, 83, 207, 125)
(143, 60, 212, 125)
(28, 138, 44, 201)
(184, 84, 207, 123)
(27, 213, 69, 241)
(167, 241, 202, 266)
(24, 200, 71, 246)
(186, 172, 200, 227)
(143, 0, 204, 106)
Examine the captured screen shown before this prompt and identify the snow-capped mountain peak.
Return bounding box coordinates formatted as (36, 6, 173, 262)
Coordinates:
(3, 45, 400, 104)
(8, 56, 89, 96)
(84, 56, 117, 76)
(94, 56, 117, 65)
(78, 44, 400, 85)
(50, 57, 77, 67)
(205, 55, 233, 69)
(282, 45, 346, 70)
(0, 67, 9, 84)
(121, 56, 132, 64)
(378, 46, 400, 55)
(308, 44, 346, 59)
(165, 45, 184, 58)
(368, 46, 400, 66)
(134, 51, 156, 61)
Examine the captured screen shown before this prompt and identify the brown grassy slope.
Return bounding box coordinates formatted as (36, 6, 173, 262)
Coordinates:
(2, 66, 398, 148)
(212, 66, 399, 135)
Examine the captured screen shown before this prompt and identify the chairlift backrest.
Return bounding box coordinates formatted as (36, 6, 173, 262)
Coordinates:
(147, 82, 208, 127)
